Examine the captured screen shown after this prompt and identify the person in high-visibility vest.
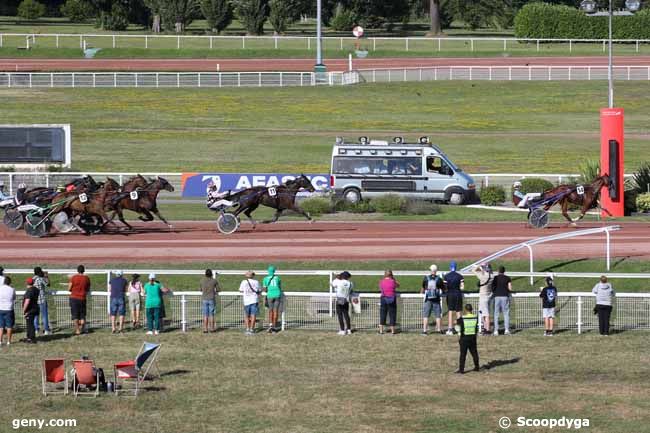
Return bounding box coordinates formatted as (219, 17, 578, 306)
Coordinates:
(454, 304, 480, 374)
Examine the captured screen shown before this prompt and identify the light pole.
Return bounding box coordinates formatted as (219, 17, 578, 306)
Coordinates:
(314, 0, 326, 75)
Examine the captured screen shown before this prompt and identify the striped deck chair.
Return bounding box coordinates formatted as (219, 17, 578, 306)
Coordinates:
(113, 342, 161, 396)
(72, 359, 99, 397)
(42, 359, 68, 396)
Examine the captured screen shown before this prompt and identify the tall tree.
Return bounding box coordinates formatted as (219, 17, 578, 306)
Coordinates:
(234, 0, 268, 35)
(268, 0, 299, 34)
(200, 0, 233, 33)
(160, 0, 199, 32)
(429, 0, 441, 34)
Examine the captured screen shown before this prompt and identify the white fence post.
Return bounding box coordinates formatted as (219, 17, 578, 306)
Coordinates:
(112, 35, 115, 48)
(145, 35, 148, 49)
(577, 295, 582, 334)
(329, 272, 334, 317)
(181, 294, 187, 332)
(177, 36, 180, 49)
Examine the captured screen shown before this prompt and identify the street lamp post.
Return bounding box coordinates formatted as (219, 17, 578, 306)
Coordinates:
(314, 0, 326, 75)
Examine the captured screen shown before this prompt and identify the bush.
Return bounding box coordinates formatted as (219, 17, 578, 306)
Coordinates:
(98, 2, 129, 31)
(479, 185, 506, 206)
(61, 0, 93, 22)
(514, 3, 650, 39)
(578, 159, 600, 184)
(329, 3, 356, 31)
(405, 200, 440, 215)
(346, 200, 375, 213)
(201, 0, 233, 33)
(632, 162, 650, 194)
(299, 197, 332, 216)
(17, 0, 46, 19)
(519, 178, 554, 194)
(268, 0, 297, 34)
(636, 193, 650, 213)
(371, 194, 407, 215)
(235, 0, 268, 35)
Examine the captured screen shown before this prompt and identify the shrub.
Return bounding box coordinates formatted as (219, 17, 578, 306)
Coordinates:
(479, 185, 506, 206)
(346, 200, 375, 213)
(61, 0, 93, 22)
(636, 193, 650, 213)
(98, 2, 129, 31)
(329, 3, 356, 31)
(268, 0, 297, 34)
(201, 0, 233, 34)
(405, 199, 440, 215)
(235, 0, 268, 35)
(299, 197, 332, 216)
(17, 0, 46, 19)
(632, 162, 650, 194)
(519, 178, 554, 194)
(578, 159, 600, 184)
(371, 194, 407, 215)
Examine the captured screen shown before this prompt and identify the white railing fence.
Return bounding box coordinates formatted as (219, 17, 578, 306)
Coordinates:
(357, 66, 650, 83)
(0, 72, 342, 89)
(11, 290, 650, 334)
(1, 34, 650, 53)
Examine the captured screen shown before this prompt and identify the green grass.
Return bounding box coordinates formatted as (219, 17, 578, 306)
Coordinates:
(0, 329, 649, 433)
(1, 82, 650, 173)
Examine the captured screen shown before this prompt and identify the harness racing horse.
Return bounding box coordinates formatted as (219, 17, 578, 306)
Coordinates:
(534, 174, 611, 225)
(229, 175, 316, 228)
(109, 175, 175, 229)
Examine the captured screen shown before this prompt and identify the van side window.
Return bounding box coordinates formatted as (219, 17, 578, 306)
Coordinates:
(427, 157, 452, 175)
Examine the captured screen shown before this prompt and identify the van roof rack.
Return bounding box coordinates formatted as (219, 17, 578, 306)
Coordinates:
(335, 136, 433, 147)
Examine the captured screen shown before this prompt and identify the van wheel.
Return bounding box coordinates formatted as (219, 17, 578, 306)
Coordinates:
(448, 192, 465, 205)
(343, 188, 362, 204)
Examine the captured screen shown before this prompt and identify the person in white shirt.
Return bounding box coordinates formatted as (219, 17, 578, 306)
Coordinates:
(332, 271, 353, 335)
(239, 271, 261, 335)
(0, 276, 16, 345)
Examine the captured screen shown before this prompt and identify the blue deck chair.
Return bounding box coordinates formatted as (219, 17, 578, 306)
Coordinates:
(113, 342, 161, 396)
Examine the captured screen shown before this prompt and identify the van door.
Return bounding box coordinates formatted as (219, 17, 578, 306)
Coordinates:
(425, 156, 454, 198)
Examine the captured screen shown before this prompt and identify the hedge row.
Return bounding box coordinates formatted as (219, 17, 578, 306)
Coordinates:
(514, 3, 650, 39)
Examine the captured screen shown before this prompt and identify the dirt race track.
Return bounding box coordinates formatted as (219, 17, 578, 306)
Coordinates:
(0, 221, 648, 264)
(1, 56, 650, 72)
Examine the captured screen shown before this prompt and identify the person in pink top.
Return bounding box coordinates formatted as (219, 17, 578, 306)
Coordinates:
(379, 270, 400, 334)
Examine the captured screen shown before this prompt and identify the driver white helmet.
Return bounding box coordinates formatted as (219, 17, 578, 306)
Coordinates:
(18, 183, 27, 189)
(513, 181, 522, 189)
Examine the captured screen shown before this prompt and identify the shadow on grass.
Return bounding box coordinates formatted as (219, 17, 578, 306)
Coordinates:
(482, 357, 521, 371)
(160, 369, 191, 378)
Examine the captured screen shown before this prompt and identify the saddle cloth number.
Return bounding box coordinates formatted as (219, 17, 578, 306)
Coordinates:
(268, 187, 277, 197)
(130, 191, 139, 200)
(78, 193, 88, 203)
(576, 185, 585, 195)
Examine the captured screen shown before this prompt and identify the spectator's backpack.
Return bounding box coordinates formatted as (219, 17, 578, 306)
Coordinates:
(425, 275, 442, 301)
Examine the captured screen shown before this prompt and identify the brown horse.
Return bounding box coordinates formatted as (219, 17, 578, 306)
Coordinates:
(228, 175, 316, 227)
(109, 175, 175, 229)
(534, 174, 611, 225)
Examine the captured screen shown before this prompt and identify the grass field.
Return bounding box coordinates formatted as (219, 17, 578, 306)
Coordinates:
(1, 82, 650, 173)
(0, 328, 649, 433)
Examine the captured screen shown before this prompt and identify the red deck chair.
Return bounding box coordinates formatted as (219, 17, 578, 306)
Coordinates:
(113, 342, 161, 396)
(41, 359, 68, 396)
(72, 359, 99, 397)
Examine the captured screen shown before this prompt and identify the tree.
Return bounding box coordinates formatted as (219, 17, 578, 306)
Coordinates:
(234, 0, 269, 35)
(17, 0, 46, 19)
(159, 0, 199, 33)
(200, 0, 233, 33)
(144, 0, 163, 32)
(429, 0, 441, 34)
(268, 0, 299, 34)
(60, 0, 94, 22)
(448, 0, 513, 30)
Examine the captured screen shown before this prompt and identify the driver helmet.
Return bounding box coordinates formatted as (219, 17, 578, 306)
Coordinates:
(82, 174, 89, 179)
(18, 183, 27, 189)
(513, 181, 522, 189)
(206, 181, 216, 190)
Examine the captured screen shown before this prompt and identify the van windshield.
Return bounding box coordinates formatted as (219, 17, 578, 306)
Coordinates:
(333, 157, 422, 175)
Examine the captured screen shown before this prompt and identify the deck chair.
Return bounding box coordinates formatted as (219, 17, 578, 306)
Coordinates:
(42, 359, 68, 396)
(72, 360, 99, 398)
(113, 342, 161, 396)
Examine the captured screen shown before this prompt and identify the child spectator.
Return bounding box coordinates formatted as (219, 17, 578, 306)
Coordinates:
(127, 274, 143, 329)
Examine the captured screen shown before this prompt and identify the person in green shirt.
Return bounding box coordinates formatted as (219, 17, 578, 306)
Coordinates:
(144, 273, 169, 336)
(262, 266, 283, 333)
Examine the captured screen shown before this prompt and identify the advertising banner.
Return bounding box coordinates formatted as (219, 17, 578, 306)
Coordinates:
(181, 173, 330, 198)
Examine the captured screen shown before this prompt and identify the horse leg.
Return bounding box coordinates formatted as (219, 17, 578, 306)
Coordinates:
(151, 207, 173, 229)
(560, 200, 577, 226)
(241, 204, 259, 228)
(138, 209, 155, 222)
(114, 208, 133, 230)
(261, 209, 283, 224)
(293, 205, 313, 223)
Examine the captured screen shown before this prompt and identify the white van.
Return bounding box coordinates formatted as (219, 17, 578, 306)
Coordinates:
(329, 136, 476, 205)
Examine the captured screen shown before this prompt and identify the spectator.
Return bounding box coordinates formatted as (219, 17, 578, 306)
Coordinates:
(239, 271, 261, 335)
(200, 269, 220, 333)
(109, 270, 128, 334)
(491, 266, 512, 336)
(379, 269, 399, 335)
(473, 263, 493, 335)
(32, 267, 51, 336)
(144, 273, 169, 336)
(539, 276, 557, 336)
(68, 265, 91, 336)
(444, 261, 464, 335)
(262, 266, 283, 333)
(22, 278, 39, 344)
(421, 264, 444, 335)
(593, 275, 615, 336)
(0, 276, 15, 346)
(454, 304, 480, 374)
(333, 271, 353, 336)
(127, 274, 143, 329)
(0, 266, 4, 285)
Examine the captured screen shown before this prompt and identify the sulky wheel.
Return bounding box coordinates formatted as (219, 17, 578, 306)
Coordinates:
(78, 214, 104, 234)
(3, 208, 24, 230)
(216, 212, 240, 235)
(24, 213, 51, 238)
(528, 208, 550, 229)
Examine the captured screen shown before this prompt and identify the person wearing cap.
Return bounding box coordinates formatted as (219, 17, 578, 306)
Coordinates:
(109, 270, 128, 333)
(144, 273, 169, 335)
(454, 304, 480, 374)
(444, 261, 464, 335)
(32, 267, 51, 336)
(491, 265, 513, 336)
(22, 277, 39, 344)
(239, 271, 261, 335)
(127, 274, 143, 329)
(332, 271, 353, 335)
(200, 269, 221, 333)
(473, 263, 493, 335)
(539, 276, 557, 336)
(421, 264, 444, 335)
(0, 276, 16, 346)
(68, 265, 91, 335)
(262, 265, 283, 333)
